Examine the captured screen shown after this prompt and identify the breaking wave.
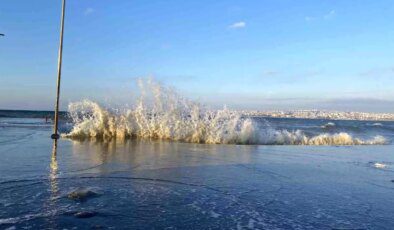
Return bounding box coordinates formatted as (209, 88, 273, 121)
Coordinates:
(63, 79, 387, 145)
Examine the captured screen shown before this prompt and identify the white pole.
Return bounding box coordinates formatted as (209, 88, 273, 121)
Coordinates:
(52, 0, 66, 139)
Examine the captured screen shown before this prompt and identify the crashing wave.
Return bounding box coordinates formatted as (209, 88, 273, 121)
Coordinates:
(63, 79, 387, 145)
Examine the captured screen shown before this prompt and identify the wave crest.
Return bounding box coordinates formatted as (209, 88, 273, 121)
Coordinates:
(63, 79, 386, 145)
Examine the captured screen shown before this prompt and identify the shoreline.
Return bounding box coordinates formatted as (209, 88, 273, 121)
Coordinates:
(243, 110, 394, 122)
(1, 109, 394, 122)
(246, 115, 394, 122)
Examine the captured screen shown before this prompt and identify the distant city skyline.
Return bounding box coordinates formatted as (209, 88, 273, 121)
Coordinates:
(1, 0, 394, 112)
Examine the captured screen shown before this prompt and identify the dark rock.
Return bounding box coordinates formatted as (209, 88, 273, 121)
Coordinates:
(67, 188, 100, 202)
(391, 179, 394, 183)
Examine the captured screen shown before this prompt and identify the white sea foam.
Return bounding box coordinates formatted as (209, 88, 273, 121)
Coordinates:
(371, 123, 383, 127)
(321, 122, 336, 129)
(373, 163, 387, 169)
(63, 79, 387, 145)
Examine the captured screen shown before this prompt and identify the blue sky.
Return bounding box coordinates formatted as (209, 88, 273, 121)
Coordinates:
(1, 0, 393, 112)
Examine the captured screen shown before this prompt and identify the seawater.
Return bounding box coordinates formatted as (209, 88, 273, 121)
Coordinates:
(1, 80, 394, 229)
(1, 117, 394, 229)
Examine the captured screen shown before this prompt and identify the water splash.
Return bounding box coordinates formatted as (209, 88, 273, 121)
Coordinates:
(63, 79, 387, 145)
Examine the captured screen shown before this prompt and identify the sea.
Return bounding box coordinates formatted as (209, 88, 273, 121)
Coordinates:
(1, 108, 394, 229)
(1, 82, 394, 229)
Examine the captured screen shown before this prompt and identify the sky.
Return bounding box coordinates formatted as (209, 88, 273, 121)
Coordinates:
(0, 0, 394, 112)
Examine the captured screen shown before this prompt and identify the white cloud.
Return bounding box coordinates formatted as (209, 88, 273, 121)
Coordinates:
(84, 7, 95, 15)
(305, 10, 336, 22)
(304, 16, 314, 22)
(324, 10, 336, 19)
(229, 21, 246, 29)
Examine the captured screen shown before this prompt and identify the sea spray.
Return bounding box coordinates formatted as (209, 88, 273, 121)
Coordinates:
(63, 79, 387, 145)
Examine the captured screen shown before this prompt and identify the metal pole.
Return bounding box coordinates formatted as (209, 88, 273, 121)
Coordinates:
(51, 0, 66, 139)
